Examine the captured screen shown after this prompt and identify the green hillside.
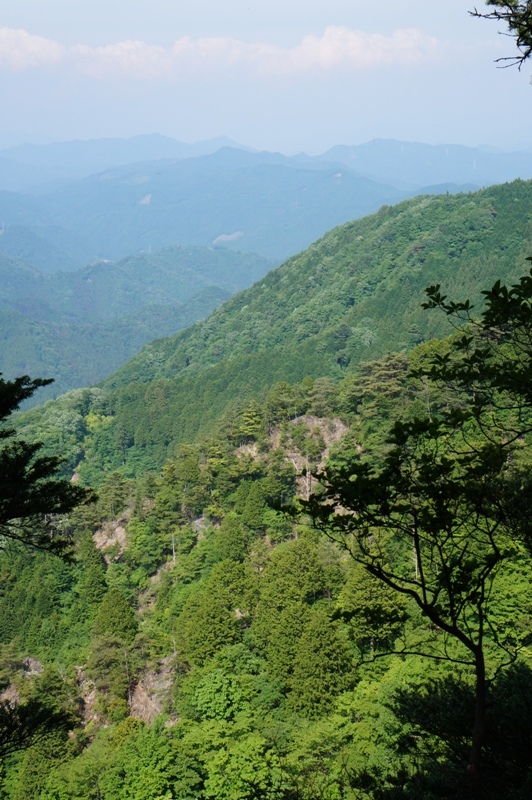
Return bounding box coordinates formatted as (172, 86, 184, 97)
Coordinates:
(18, 179, 532, 478)
(0, 246, 272, 401)
(0, 245, 271, 323)
(0, 290, 229, 402)
(5, 178, 532, 800)
(3, 338, 532, 799)
(107, 180, 532, 387)
(0, 224, 84, 272)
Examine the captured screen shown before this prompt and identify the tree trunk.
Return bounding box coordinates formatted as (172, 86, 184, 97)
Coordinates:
(468, 652, 486, 799)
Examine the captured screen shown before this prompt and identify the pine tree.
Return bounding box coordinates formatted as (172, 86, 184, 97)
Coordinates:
(92, 588, 138, 643)
(0, 374, 93, 555)
(288, 612, 353, 717)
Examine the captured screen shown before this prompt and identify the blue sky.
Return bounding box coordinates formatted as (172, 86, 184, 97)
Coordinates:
(0, 1, 531, 152)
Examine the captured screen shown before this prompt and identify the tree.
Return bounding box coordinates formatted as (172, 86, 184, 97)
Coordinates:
(306, 269, 532, 799)
(0, 374, 93, 556)
(176, 561, 256, 666)
(288, 611, 353, 717)
(334, 560, 407, 657)
(0, 375, 93, 759)
(471, 2, 532, 67)
(0, 701, 71, 761)
(204, 733, 288, 800)
(92, 588, 138, 643)
(350, 663, 532, 798)
(98, 722, 203, 800)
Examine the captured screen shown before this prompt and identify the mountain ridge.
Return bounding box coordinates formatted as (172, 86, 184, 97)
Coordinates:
(16, 179, 532, 479)
(0, 246, 272, 402)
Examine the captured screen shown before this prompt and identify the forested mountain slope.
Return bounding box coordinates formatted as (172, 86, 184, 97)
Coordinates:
(0, 245, 270, 324)
(0, 150, 405, 268)
(5, 175, 532, 799)
(41, 149, 405, 263)
(0, 246, 271, 402)
(3, 351, 532, 799)
(19, 179, 532, 478)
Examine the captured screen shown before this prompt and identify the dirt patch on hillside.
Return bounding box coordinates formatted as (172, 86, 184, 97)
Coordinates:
(130, 656, 178, 725)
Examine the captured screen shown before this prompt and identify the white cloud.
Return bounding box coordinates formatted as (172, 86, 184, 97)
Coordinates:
(0, 26, 443, 80)
(0, 28, 64, 70)
(265, 27, 441, 73)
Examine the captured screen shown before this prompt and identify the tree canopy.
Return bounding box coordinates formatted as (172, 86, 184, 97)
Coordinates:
(0, 374, 93, 556)
(306, 267, 532, 799)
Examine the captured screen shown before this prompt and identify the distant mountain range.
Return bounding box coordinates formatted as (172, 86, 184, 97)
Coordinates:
(0, 134, 252, 192)
(0, 148, 406, 266)
(0, 135, 531, 271)
(308, 139, 532, 189)
(2, 133, 532, 194)
(3, 134, 532, 406)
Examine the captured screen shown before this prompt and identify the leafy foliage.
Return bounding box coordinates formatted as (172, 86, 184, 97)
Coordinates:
(307, 268, 532, 797)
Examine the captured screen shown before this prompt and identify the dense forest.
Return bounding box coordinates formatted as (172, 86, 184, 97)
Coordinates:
(15, 179, 532, 481)
(1, 331, 532, 798)
(0, 245, 272, 403)
(2, 178, 532, 797)
(2, 3, 532, 798)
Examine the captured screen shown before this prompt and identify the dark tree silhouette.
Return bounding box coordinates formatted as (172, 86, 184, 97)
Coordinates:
(0, 374, 94, 556)
(0, 374, 94, 757)
(471, 2, 532, 67)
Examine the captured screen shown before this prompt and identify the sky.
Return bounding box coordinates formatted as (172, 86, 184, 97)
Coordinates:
(0, 0, 531, 153)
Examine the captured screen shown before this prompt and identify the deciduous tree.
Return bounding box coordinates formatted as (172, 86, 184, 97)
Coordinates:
(307, 269, 532, 799)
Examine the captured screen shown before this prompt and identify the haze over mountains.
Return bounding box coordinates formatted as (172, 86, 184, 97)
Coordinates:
(0, 246, 271, 401)
(0, 134, 251, 192)
(3, 132, 532, 405)
(313, 139, 532, 189)
(1, 135, 532, 271)
(3, 134, 532, 194)
(0, 146, 406, 269)
(18, 178, 532, 478)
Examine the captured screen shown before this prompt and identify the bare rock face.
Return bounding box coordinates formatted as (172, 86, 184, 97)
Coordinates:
(22, 656, 42, 676)
(93, 517, 129, 564)
(265, 415, 349, 498)
(0, 684, 21, 705)
(0, 657, 43, 706)
(74, 666, 100, 727)
(129, 656, 177, 725)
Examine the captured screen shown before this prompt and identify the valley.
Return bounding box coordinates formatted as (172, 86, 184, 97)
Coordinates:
(1, 131, 532, 800)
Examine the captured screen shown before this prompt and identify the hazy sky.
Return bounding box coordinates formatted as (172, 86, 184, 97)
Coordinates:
(1, 0, 531, 152)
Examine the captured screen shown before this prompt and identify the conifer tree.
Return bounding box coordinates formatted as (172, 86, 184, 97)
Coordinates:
(472, 2, 532, 66)
(0, 374, 93, 555)
(334, 560, 407, 656)
(289, 612, 353, 717)
(92, 588, 138, 643)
